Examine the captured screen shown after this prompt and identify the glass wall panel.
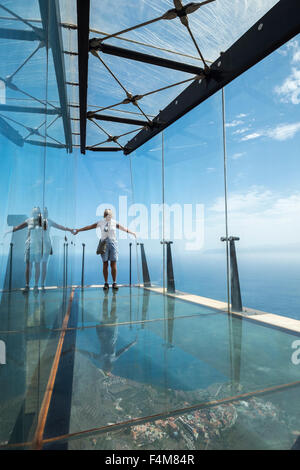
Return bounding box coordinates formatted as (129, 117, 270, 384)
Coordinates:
(73, 151, 134, 286)
(0, 4, 48, 293)
(0, 0, 76, 447)
(43, 4, 77, 289)
(129, 134, 164, 287)
(163, 93, 228, 302)
(225, 34, 300, 320)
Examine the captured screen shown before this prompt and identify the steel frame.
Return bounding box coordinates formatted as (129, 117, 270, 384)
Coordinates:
(76, 0, 300, 155)
(87, 112, 149, 127)
(124, 0, 300, 154)
(39, 0, 72, 153)
(0, 1, 72, 151)
(89, 40, 205, 76)
(77, 0, 90, 155)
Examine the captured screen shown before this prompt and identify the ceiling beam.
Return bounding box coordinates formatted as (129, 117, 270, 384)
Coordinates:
(39, 0, 73, 153)
(86, 146, 122, 152)
(0, 27, 41, 41)
(0, 104, 60, 115)
(87, 112, 149, 127)
(0, 116, 23, 147)
(89, 40, 205, 76)
(77, 0, 90, 155)
(25, 139, 66, 149)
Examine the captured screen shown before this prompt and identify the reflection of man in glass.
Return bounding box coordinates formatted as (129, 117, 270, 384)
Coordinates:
(79, 293, 137, 376)
(9, 206, 73, 293)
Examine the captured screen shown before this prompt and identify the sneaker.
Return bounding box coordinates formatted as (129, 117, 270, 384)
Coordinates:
(103, 283, 109, 291)
(33, 285, 39, 294)
(112, 283, 119, 291)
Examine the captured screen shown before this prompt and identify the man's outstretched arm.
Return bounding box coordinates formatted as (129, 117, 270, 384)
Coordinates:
(51, 221, 73, 232)
(74, 222, 98, 234)
(4, 221, 27, 237)
(116, 223, 136, 237)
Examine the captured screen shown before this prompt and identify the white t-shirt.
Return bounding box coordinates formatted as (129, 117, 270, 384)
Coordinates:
(25, 217, 54, 255)
(25, 217, 43, 255)
(98, 218, 117, 240)
(42, 218, 54, 254)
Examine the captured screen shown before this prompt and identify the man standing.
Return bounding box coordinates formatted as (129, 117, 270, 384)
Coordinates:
(8, 206, 73, 293)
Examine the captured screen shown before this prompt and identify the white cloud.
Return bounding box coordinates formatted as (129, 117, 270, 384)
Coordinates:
(210, 188, 273, 214)
(241, 132, 262, 141)
(267, 122, 300, 141)
(225, 120, 243, 128)
(292, 50, 300, 64)
(287, 40, 300, 64)
(240, 123, 300, 142)
(232, 127, 251, 135)
(231, 152, 245, 160)
(206, 188, 300, 248)
(274, 40, 300, 105)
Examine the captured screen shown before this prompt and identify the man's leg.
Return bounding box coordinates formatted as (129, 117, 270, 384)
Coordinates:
(102, 294, 109, 320)
(23, 261, 32, 293)
(34, 262, 40, 287)
(103, 261, 109, 284)
(41, 261, 47, 287)
(110, 241, 118, 289)
(25, 262, 31, 286)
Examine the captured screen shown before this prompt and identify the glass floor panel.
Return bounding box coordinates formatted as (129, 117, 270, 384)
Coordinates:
(0, 288, 71, 332)
(0, 288, 72, 447)
(76, 287, 220, 328)
(63, 386, 300, 451)
(0, 329, 61, 447)
(0, 286, 299, 450)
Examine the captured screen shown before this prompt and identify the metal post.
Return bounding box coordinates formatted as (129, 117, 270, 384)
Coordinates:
(63, 242, 66, 288)
(65, 243, 68, 288)
(137, 243, 151, 287)
(129, 242, 132, 286)
(166, 296, 175, 348)
(161, 241, 175, 293)
(9, 242, 13, 292)
(141, 290, 150, 329)
(81, 243, 85, 289)
(166, 241, 175, 293)
(221, 236, 242, 312)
